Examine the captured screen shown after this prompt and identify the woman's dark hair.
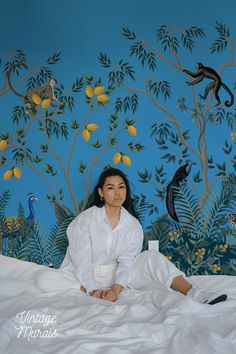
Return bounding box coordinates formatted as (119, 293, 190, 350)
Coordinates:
(92, 167, 138, 219)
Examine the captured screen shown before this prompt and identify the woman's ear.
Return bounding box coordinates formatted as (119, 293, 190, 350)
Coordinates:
(98, 187, 103, 198)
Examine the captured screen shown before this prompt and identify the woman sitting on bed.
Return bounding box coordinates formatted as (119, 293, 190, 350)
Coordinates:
(36, 168, 227, 305)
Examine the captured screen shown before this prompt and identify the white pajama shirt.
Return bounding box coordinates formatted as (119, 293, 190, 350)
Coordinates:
(60, 206, 144, 294)
(36, 206, 185, 294)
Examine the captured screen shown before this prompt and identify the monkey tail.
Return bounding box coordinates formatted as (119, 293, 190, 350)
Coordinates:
(7, 62, 28, 98)
(166, 182, 179, 223)
(221, 83, 234, 107)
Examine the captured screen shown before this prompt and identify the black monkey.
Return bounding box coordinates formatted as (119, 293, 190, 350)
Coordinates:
(7, 62, 60, 108)
(183, 63, 234, 107)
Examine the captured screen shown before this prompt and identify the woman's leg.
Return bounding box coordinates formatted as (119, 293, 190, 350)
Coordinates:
(34, 268, 82, 293)
(129, 249, 187, 291)
(129, 250, 227, 304)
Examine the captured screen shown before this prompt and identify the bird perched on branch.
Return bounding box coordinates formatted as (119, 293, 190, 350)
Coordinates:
(166, 160, 196, 222)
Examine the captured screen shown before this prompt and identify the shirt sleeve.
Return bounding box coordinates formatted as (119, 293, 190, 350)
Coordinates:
(66, 212, 97, 294)
(115, 221, 144, 288)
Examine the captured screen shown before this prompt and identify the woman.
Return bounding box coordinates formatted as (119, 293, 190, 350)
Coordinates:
(36, 168, 227, 305)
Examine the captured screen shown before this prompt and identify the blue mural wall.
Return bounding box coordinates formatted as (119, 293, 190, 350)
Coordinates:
(0, 0, 236, 275)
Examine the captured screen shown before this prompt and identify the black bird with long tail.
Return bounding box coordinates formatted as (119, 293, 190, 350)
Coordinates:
(166, 160, 196, 222)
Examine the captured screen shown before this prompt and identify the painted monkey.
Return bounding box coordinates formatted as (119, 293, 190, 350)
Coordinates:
(7, 62, 60, 108)
(183, 63, 234, 107)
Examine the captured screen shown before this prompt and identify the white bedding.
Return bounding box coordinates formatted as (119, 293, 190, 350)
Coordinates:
(0, 254, 236, 354)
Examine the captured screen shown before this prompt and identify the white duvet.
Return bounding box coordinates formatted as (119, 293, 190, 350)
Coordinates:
(0, 254, 235, 354)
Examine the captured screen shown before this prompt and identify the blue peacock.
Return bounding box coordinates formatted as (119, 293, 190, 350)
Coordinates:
(1, 193, 38, 255)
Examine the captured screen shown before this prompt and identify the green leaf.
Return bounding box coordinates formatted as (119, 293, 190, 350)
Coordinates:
(47, 52, 61, 65)
(122, 27, 136, 40)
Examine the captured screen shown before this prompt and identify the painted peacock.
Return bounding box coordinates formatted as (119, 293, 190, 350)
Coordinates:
(0, 193, 38, 255)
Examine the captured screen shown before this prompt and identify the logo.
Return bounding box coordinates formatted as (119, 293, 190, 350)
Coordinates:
(15, 310, 58, 341)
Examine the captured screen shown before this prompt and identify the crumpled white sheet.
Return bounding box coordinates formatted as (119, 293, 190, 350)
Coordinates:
(0, 254, 235, 354)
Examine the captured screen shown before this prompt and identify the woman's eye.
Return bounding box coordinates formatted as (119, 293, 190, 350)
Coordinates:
(120, 186, 125, 189)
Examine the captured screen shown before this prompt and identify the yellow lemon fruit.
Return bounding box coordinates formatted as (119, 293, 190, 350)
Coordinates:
(13, 167, 22, 179)
(97, 94, 109, 103)
(41, 99, 52, 109)
(0, 140, 8, 152)
(86, 123, 99, 132)
(3, 169, 13, 181)
(127, 125, 137, 136)
(82, 129, 91, 141)
(94, 86, 105, 95)
(85, 86, 94, 98)
(113, 152, 122, 164)
(121, 155, 131, 166)
(32, 93, 42, 105)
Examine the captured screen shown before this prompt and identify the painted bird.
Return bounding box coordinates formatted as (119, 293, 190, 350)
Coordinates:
(166, 159, 196, 222)
(26, 192, 38, 225)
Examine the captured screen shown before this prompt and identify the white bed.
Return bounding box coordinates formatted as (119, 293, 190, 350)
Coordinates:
(0, 254, 236, 354)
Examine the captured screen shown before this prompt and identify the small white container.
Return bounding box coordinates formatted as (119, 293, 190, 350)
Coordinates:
(148, 240, 159, 251)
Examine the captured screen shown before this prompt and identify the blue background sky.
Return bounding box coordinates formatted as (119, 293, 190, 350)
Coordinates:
(0, 0, 235, 231)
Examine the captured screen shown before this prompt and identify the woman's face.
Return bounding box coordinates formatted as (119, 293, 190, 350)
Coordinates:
(98, 175, 127, 208)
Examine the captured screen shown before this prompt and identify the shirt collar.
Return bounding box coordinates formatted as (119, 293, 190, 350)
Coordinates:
(96, 205, 132, 226)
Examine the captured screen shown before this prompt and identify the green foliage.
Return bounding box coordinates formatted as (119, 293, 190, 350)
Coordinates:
(98, 53, 135, 86)
(4, 50, 26, 74)
(53, 201, 75, 225)
(133, 193, 150, 224)
(143, 214, 170, 252)
(0, 190, 11, 219)
(115, 94, 138, 113)
(108, 113, 119, 131)
(211, 21, 230, 54)
(146, 79, 171, 100)
(129, 41, 157, 71)
(52, 217, 74, 267)
(156, 25, 205, 53)
(122, 27, 136, 40)
(47, 52, 61, 65)
(12, 106, 30, 125)
(27, 66, 53, 90)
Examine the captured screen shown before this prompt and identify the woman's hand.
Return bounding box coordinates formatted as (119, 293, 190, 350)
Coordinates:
(89, 289, 103, 298)
(101, 283, 124, 302)
(101, 289, 118, 302)
(80, 285, 86, 293)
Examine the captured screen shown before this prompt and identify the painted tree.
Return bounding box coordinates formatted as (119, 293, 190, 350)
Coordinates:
(99, 21, 236, 275)
(0, 50, 144, 215)
(0, 50, 144, 265)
